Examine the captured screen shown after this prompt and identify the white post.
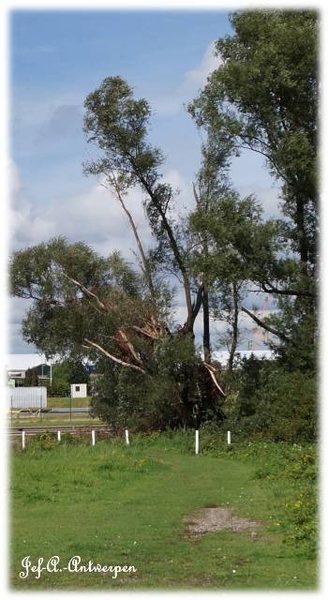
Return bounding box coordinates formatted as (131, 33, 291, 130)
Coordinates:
(227, 430, 231, 445)
(195, 429, 199, 455)
(57, 430, 61, 442)
(22, 430, 26, 450)
(125, 429, 130, 446)
(91, 430, 96, 446)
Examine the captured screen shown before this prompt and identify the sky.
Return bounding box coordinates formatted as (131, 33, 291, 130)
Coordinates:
(8, 6, 283, 354)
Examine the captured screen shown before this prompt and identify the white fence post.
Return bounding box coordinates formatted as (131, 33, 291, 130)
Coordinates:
(125, 429, 130, 446)
(22, 430, 26, 450)
(227, 430, 231, 445)
(91, 430, 96, 446)
(57, 431, 61, 442)
(195, 429, 199, 455)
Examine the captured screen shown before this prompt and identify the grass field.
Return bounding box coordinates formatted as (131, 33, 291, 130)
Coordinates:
(47, 397, 91, 408)
(9, 396, 97, 428)
(10, 432, 318, 591)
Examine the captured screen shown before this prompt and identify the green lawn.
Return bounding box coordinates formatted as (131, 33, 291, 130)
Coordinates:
(10, 415, 100, 428)
(47, 397, 91, 408)
(10, 433, 318, 591)
(9, 396, 97, 428)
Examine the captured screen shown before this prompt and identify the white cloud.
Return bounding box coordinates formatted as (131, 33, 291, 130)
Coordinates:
(9, 163, 156, 259)
(183, 42, 222, 89)
(9, 161, 56, 249)
(9, 162, 198, 259)
(236, 183, 282, 219)
(151, 41, 221, 117)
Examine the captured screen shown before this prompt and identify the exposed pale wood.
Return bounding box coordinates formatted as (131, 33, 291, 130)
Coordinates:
(203, 362, 226, 397)
(84, 338, 146, 374)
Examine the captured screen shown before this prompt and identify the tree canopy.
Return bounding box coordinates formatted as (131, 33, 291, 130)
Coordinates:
(10, 9, 318, 437)
(188, 9, 318, 372)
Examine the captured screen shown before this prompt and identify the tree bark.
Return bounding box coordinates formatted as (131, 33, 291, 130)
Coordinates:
(228, 282, 239, 372)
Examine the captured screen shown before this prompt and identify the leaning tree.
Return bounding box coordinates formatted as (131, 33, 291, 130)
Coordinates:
(10, 76, 228, 429)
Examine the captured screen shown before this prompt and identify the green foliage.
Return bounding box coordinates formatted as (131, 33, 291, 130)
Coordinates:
(218, 357, 317, 443)
(83, 76, 184, 280)
(10, 237, 148, 361)
(10, 15, 318, 438)
(24, 368, 39, 387)
(189, 9, 318, 371)
(49, 359, 90, 397)
(91, 335, 225, 431)
(252, 368, 317, 442)
(28, 432, 58, 451)
(252, 443, 317, 558)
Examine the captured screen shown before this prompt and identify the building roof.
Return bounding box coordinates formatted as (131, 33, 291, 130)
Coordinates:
(6, 354, 52, 371)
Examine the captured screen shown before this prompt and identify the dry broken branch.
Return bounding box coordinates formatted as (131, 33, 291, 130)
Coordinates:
(115, 329, 143, 364)
(62, 272, 109, 312)
(84, 338, 146, 374)
(203, 362, 226, 397)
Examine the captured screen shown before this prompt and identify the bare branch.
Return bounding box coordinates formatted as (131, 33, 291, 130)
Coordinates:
(84, 338, 147, 374)
(129, 325, 161, 340)
(203, 362, 226, 397)
(104, 174, 156, 297)
(241, 305, 290, 341)
(192, 182, 200, 205)
(261, 281, 315, 298)
(115, 329, 143, 364)
(62, 272, 109, 312)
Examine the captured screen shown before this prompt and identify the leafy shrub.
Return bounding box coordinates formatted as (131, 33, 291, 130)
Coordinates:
(253, 368, 317, 442)
(28, 432, 58, 450)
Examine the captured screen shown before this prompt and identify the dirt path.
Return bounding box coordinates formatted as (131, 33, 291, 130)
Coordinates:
(185, 505, 261, 535)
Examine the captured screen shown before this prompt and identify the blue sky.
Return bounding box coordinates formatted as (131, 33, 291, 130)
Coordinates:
(11, 11, 232, 199)
(9, 8, 280, 353)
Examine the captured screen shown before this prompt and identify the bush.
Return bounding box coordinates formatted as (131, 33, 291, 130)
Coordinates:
(219, 357, 317, 443)
(252, 368, 317, 442)
(91, 337, 226, 432)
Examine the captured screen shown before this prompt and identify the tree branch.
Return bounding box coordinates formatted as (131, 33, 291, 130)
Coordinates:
(261, 281, 315, 298)
(203, 362, 226, 397)
(103, 173, 156, 297)
(241, 305, 290, 341)
(62, 272, 109, 311)
(84, 338, 147, 374)
(115, 329, 143, 364)
(126, 154, 195, 328)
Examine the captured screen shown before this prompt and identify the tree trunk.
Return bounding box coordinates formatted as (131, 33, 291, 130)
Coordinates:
(203, 284, 211, 363)
(228, 282, 239, 372)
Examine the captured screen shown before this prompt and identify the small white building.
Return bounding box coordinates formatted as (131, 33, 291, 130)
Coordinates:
(71, 383, 88, 398)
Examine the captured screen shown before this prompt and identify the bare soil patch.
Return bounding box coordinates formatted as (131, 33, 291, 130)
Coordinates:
(185, 505, 261, 535)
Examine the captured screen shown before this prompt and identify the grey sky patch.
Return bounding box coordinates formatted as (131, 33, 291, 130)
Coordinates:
(36, 104, 83, 144)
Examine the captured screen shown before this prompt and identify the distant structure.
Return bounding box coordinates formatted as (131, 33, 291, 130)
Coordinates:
(8, 386, 47, 410)
(6, 354, 53, 386)
(71, 383, 88, 398)
(211, 349, 274, 368)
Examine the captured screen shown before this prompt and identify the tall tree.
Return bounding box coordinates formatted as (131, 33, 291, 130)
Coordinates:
(82, 76, 225, 412)
(188, 9, 318, 370)
(83, 76, 203, 338)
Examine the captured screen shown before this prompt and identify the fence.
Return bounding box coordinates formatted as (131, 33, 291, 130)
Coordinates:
(8, 386, 47, 411)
